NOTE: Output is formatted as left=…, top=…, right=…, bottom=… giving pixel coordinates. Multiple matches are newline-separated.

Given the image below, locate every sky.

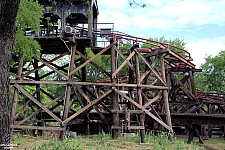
left=96, top=0, right=225, bottom=68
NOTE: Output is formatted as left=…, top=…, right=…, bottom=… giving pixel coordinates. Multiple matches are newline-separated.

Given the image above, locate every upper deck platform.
left=34, top=36, right=91, bottom=54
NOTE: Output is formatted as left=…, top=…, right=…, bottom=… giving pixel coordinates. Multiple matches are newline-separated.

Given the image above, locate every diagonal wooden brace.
left=113, top=87, right=173, bottom=131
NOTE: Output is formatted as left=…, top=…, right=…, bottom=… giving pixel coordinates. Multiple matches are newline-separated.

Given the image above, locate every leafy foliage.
left=195, top=50, right=225, bottom=92
left=13, top=0, right=43, bottom=62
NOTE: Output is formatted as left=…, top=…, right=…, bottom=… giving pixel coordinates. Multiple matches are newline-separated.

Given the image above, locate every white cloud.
left=97, top=0, right=225, bottom=30
left=186, top=36, right=225, bottom=68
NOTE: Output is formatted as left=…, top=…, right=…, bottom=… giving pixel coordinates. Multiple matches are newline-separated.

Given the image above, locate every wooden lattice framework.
left=9, top=0, right=225, bottom=143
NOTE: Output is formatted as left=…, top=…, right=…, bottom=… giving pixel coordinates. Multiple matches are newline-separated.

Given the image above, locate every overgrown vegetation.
left=195, top=50, right=225, bottom=92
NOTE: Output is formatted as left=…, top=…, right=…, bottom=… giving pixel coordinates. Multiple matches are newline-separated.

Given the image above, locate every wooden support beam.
left=111, top=44, right=119, bottom=139
left=135, top=49, right=166, bottom=86
left=135, top=51, right=146, bottom=143
left=40, top=64, right=69, bottom=79
left=14, top=87, right=40, bottom=120
left=185, top=104, right=204, bottom=113
left=142, top=92, right=162, bottom=109
left=73, top=84, right=109, bottom=123
left=127, top=126, right=145, bottom=130
left=69, top=41, right=116, bottom=76
left=113, top=88, right=173, bottom=131
left=168, top=69, right=196, bottom=100
left=39, top=58, right=69, bottom=80
left=115, top=47, right=135, bottom=72
left=11, top=59, right=23, bottom=135
left=75, top=49, right=111, bottom=77
left=14, top=84, right=62, bottom=123
left=11, top=125, right=65, bottom=131
left=112, top=51, right=135, bottom=78
left=189, top=71, right=197, bottom=98
left=160, top=55, right=172, bottom=132
left=15, top=94, right=64, bottom=126
left=169, top=75, right=189, bottom=96
left=21, top=52, right=69, bottom=78
left=10, top=80, right=168, bottom=89
left=60, top=43, right=76, bottom=140
left=62, top=89, right=112, bottom=125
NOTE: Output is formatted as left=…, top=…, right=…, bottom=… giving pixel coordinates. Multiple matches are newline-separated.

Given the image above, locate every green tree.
left=12, top=0, right=43, bottom=63
left=195, top=50, right=225, bottom=92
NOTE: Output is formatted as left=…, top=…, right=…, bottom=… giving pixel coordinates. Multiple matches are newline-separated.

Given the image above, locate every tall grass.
left=12, top=132, right=205, bottom=150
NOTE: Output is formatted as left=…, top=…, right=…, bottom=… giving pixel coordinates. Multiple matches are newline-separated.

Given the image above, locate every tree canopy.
left=13, top=0, right=43, bottom=63
left=195, top=50, right=225, bottom=92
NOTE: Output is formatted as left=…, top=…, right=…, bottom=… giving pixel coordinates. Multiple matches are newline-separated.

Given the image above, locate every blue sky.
left=97, top=0, right=225, bottom=68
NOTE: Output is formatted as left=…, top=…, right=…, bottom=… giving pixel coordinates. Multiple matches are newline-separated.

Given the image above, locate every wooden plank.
left=127, top=126, right=145, bottom=130
left=112, top=51, right=135, bottom=78
left=73, top=85, right=109, bottom=123
left=140, top=69, right=150, bottom=83
left=11, top=60, right=23, bottom=131
left=16, top=94, right=64, bottom=126
left=111, top=125, right=122, bottom=129
left=42, top=58, right=68, bottom=73
left=135, top=49, right=166, bottom=86
left=62, top=89, right=112, bottom=125
left=113, top=87, right=173, bottom=131
left=115, top=48, right=135, bottom=72
left=14, top=88, right=39, bottom=120
left=11, top=125, right=65, bottom=131
left=69, top=41, right=116, bottom=76
left=137, top=84, right=168, bottom=90
left=143, top=92, right=162, bottom=108
left=160, top=55, right=173, bottom=133
left=111, top=44, right=119, bottom=139
left=189, top=71, right=197, bottom=98
left=169, top=75, right=188, bottom=96
left=39, top=58, right=69, bottom=80
left=60, top=44, right=76, bottom=139
left=14, top=84, right=62, bottom=123
left=185, top=104, right=204, bottom=113
left=135, top=50, right=146, bottom=143
left=111, top=110, right=144, bottom=114
left=40, top=64, right=69, bottom=79
left=22, top=52, right=69, bottom=78
left=168, top=69, right=196, bottom=100
left=10, top=80, right=168, bottom=90
left=75, top=49, right=111, bottom=77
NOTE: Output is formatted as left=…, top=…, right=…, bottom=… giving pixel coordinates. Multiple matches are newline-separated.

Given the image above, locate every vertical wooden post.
left=159, top=55, right=172, bottom=135
left=135, top=50, right=146, bottom=143
left=59, top=43, right=76, bottom=140
left=189, top=70, right=197, bottom=98
left=187, top=125, right=194, bottom=143
left=111, top=41, right=119, bottom=139
left=11, top=59, right=23, bottom=135
left=34, top=59, right=43, bottom=136
left=81, top=47, right=90, bottom=135
left=88, top=0, right=93, bottom=38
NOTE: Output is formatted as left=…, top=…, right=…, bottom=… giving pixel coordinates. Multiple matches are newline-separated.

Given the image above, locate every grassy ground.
left=10, top=132, right=224, bottom=150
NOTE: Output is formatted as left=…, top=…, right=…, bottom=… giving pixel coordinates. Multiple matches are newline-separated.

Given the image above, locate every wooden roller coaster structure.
left=10, top=0, right=225, bottom=143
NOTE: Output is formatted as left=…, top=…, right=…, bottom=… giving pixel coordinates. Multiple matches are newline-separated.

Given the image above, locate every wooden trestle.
left=10, top=31, right=225, bottom=143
